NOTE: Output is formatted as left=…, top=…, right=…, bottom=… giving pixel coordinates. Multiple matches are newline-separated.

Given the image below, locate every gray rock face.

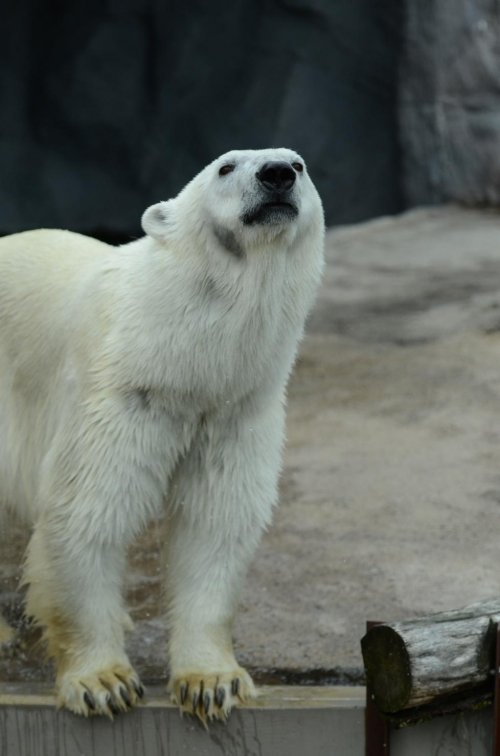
left=401, top=0, right=500, bottom=206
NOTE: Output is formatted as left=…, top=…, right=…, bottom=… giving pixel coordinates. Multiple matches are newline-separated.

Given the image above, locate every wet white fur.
left=0, top=148, right=324, bottom=714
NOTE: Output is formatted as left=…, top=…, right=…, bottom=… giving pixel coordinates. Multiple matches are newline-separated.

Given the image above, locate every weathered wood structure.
left=361, top=599, right=500, bottom=715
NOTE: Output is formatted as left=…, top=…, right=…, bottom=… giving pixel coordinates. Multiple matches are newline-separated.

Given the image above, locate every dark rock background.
left=4, top=2, right=500, bottom=236
left=0, top=0, right=403, bottom=237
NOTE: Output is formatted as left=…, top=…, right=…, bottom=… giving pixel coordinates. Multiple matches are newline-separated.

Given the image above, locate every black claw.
left=133, top=681, right=145, bottom=699
left=120, top=687, right=132, bottom=708
left=106, top=695, right=121, bottom=716
left=231, top=678, right=240, bottom=697
left=192, top=691, right=200, bottom=713
left=83, top=691, right=96, bottom=711
left=179, top=683, right=188, bottom=705
left=215, top=686, right=226, bottom=708
left=203, top=692, right=211, bottom=715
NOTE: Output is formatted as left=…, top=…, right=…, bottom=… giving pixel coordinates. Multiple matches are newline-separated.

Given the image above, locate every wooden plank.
left=391, top=708, right=493, bottom=756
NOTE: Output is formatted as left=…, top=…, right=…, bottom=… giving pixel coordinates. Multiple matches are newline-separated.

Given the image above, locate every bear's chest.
left=112, top=250, right=314, bottom=407
left=165, top=291, right=295, bottom=405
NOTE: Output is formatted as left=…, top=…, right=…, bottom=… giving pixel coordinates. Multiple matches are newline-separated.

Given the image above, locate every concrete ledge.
left=0, top=684, right=366, bottom=756
left=0, top=682, right=496, bottom=755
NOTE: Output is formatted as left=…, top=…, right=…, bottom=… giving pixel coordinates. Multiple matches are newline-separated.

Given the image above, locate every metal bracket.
left=365, top=621, right=390, bottom=755
left=493, top=623, right=500, bottom=756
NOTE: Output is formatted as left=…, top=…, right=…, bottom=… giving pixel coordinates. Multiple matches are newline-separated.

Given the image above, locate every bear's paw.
left=170, top=666, right=256, bottom=725
left=56, top=663, right=144, bottom=718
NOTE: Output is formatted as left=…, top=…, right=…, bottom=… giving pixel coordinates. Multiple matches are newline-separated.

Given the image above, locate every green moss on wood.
left=361, top=625, right=412, bottom=713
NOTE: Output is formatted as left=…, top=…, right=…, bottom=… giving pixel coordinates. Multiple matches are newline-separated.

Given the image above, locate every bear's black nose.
left=256, top=162, right=296, bottom=193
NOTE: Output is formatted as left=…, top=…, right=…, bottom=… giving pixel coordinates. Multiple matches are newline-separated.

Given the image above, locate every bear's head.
left=141, top=148, right=323, bottom=257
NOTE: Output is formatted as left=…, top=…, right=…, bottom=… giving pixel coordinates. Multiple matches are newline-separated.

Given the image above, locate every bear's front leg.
left=167, top=510, right=258, bottom=724
left=166, top=396, right=285, bottom=724
left=25, top=524, right=144, bottom=718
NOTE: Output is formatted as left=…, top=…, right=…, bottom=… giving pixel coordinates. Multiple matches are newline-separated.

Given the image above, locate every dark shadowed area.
left=0, top=0, right=403, bottom=236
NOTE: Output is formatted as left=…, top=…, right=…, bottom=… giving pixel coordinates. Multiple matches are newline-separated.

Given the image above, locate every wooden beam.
left=361, top=599, right=500, bottom=714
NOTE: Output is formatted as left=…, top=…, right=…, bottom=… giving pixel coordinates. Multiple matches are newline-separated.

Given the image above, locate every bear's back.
left=0, top=228, right=112, bottom=316
left=0, top=229, right=110, bottom=283
left=0, top=229, right=114, bottom=400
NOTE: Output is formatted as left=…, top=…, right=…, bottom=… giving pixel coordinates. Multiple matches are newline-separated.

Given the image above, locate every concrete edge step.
left=0, top=682, right=366, bottom=710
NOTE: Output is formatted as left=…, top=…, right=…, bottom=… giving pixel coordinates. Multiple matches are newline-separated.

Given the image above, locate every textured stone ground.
left=3, top=206, right=500, bottom=685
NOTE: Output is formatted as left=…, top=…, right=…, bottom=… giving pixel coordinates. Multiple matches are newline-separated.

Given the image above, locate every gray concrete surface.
left=242, top=205, right=500, bottom=677
left=0, top=685, right=366, bottom=756
left=0, top=683, right=494, bottom=756
left=2, top=206, right=500, bottom=685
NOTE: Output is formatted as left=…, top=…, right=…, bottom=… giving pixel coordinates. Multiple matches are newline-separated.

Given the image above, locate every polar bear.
left=0, top=148, right=324, bottom=722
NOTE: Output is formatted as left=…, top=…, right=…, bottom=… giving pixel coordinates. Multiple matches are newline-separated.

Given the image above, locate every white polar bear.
left=0, top=148, right=324, bottom=722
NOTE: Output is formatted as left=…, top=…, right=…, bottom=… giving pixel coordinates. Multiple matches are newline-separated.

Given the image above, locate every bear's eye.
left=219, top=164, right=235, bottom=176
left=292, top=162, right=304, bottom=173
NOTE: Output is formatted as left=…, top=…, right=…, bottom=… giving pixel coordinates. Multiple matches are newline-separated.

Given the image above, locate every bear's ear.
left=141, top=201, right=172, bottom=240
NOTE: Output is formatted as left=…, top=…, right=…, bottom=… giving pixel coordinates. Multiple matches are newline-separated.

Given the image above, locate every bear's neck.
left=106, top=234, right=322, bottom=406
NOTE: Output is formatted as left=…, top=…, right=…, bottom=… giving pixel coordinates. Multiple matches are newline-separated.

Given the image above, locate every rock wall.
left=401, top=0, right=500, bottom=206
left=0, top=1, right=403, bottom=236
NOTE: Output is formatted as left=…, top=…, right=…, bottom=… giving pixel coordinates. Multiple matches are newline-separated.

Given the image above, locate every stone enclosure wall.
left=0, top=1, right=403, bottom=235
left=401, top=0, right=500, bottom=207
left=2, top=2, right=499, bottom=234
